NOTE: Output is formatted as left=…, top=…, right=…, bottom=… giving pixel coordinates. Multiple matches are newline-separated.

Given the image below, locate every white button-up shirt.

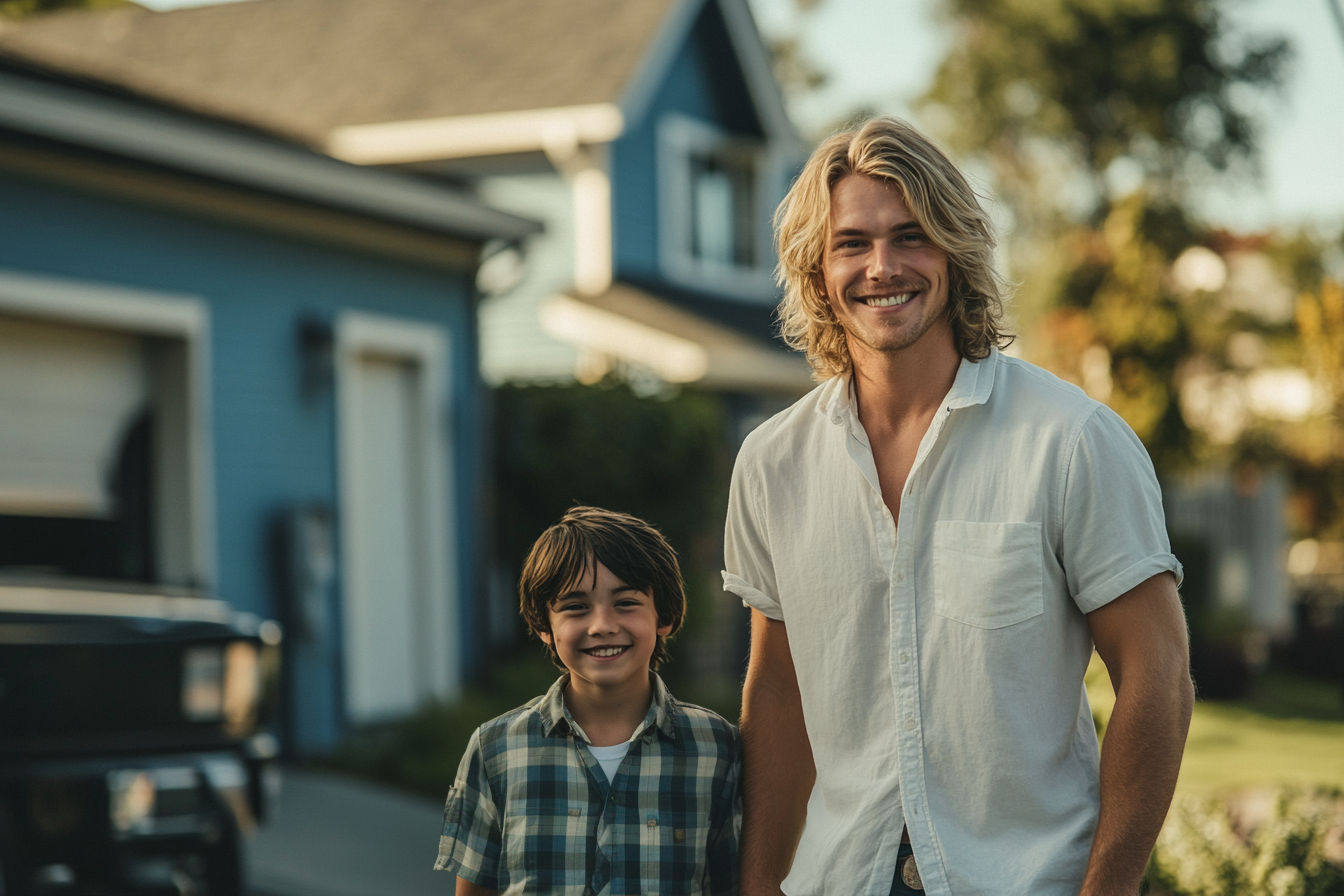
left=723, top=349, right=1181, bottom=896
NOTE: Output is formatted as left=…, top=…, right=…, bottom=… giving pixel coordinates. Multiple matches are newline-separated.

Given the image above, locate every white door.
left=345, top=355, right=421, bottom=718
left=337, top=314, right=456, bottom=724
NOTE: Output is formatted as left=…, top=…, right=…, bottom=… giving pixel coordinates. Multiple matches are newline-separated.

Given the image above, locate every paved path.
left=247, top=767, right=448, bottom=896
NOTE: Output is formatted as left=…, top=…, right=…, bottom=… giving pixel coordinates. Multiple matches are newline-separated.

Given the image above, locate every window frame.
left=657, top=113, right=781, bottom=302
left=0, top=268, right=214, bottom=591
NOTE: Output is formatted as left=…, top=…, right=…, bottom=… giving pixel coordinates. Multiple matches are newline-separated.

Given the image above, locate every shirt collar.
left=536, top=672, right=681, bottom=744
left=819, top=346, right=1000, bottom=427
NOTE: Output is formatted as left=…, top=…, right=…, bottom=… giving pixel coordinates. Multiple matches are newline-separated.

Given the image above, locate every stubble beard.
left=842, top=283, right=950, bottom=361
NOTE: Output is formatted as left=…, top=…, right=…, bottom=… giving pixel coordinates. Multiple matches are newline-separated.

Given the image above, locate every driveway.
left=247, top=767, right=448, bottom=896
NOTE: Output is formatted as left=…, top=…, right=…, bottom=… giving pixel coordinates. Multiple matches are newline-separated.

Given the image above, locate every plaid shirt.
left=434, top=673, right=740, bottom=895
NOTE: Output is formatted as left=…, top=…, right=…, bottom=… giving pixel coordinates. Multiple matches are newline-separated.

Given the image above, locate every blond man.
left=724, top=118, right=1193, bottom=896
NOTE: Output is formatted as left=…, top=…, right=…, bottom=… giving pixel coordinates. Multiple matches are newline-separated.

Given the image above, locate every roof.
left=0, top=0, right=798, bottom=161
left=542, top=281, right=812, bottom=393
left=0, top=0, right=679, bottom=146
left=0, top=66, right=541, bottom=244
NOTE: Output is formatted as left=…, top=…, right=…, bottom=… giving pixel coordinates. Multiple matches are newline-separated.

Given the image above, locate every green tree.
left=922, top=0, right=1289, bottom=222
left=918, top=0, right=1291, bottom=472
left=0, top=0, right=132, bottom=20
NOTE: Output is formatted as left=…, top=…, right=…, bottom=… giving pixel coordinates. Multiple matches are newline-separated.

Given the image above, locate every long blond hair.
left=775, top=117, right=1011, bottom=379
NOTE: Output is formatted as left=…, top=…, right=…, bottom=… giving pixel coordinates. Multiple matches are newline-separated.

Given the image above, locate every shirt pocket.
left=502, top=798, right=587, bottom=889
left=932, top=520, right=1044, bottom=629
left=639, top=808, right=702, bottom=896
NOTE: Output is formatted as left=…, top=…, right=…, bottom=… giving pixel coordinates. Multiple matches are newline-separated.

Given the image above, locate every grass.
left=1087, top=655, right=1344, bottom=797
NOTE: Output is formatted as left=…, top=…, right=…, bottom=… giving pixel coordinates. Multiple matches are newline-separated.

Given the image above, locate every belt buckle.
left=900, top=855, right=924, bottom=891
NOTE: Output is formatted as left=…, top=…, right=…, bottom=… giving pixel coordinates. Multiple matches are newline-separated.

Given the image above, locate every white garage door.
left=0, top=313, right=147, bottom=518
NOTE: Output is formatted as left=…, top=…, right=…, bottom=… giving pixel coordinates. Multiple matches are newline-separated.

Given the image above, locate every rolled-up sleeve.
left=723, top=451, right=783, bottom=620
left=1061, top=405, right=1184, bottom=613
left=433, top=728, right=502, bottom=887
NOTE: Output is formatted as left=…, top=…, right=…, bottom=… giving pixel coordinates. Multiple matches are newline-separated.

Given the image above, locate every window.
left=0, top=314, right=154, bottom=580
left=689, top=148, right=757, bottom=269
left=0, top=271, right=211, bottom=590
left=659, top=115, right=777, bottom=300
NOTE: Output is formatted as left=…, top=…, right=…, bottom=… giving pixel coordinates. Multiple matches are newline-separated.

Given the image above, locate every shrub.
left=1148, top=788, right=1344, bottom=896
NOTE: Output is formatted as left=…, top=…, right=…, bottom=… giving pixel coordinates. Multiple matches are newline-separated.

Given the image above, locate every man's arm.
left=455, top=878, right=496, bottom=896
left=740, top=609, right=815, bottom=896
left=1079, top=571, right=1194, bottom=896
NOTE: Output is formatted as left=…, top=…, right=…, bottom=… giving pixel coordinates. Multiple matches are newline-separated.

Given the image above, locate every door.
left=336, top=313, right=456, bottom=724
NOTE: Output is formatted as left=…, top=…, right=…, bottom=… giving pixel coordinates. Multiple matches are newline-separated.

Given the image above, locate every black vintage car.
left=0, top=583, right=281, bottom=896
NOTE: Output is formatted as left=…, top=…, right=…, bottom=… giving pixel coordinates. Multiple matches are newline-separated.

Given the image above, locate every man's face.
left=819, top=174, right=953, bottom=363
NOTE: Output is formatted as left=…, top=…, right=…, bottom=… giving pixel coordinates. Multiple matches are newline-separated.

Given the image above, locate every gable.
left=654, top=0, right=765, bottom=138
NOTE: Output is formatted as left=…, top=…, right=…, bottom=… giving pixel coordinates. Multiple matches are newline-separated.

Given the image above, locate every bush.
left=1148, top=788, right=1344, bottom=896
left=324, top=652, right=559, bottom=799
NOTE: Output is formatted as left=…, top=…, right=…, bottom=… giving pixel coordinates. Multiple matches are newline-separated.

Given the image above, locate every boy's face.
left=540, top=560, right=671, bottom=694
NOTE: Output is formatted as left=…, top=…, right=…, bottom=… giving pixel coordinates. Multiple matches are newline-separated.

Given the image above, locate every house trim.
left=334, top=311, right=459, bottom=719
left=0, top=70, right=541, bottom=243
left=0, top=268, right=216, bottom=591
left=0, top=144, right=481, bottom=271
left=326, top=103, right=625, bottom=167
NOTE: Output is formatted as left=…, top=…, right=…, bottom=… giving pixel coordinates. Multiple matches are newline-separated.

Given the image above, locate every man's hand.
left=1080, top=571, right=1194, bottom=896
left=740, top=609, right=815, bottom=896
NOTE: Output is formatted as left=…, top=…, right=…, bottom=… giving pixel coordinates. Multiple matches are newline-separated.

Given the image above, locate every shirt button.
left=904, top=715, right=916, bottom=730
left=896, top=570, right=906, bottom=583
left=900, top=653, right=909, bottom=664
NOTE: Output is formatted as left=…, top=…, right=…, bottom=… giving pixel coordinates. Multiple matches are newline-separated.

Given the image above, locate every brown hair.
left=774, top=116, right=1012, bottom=378
left=518, top=506, right=685, bottom=670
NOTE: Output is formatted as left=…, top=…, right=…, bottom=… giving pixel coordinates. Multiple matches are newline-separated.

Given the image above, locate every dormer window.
left=659, top=114, right=777, bottom=300
left=689, top=148, right=757, bottom=269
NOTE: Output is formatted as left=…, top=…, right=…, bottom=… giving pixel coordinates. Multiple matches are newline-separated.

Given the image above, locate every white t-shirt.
left=586, top=741, right=631, bottom=783
left=723, top=348, right=1181, bottom=896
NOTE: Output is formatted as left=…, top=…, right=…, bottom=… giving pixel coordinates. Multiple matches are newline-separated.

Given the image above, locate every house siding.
left=0, top=171, right=483, bottom=751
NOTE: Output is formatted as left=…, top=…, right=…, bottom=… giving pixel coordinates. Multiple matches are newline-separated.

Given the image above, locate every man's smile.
left=856, top=292, right=915, bottom=307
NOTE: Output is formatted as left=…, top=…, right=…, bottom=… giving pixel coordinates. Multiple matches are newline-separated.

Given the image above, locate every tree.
left=0, top=0, right=131, bottom=21
left=917, top=0, right=1292, bottom=473
left=922, top=0, right=1289, bottom=222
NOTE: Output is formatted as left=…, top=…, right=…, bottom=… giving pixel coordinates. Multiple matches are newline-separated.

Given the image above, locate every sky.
left=139, top=0, right=1344, bottom=235
left=747, top=0, right=1344, bottom=236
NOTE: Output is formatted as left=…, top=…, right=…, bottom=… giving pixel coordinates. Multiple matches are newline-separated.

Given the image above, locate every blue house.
left=0, top=59, right=539, bottom=752
left=0, top=0, right=813, bottom=394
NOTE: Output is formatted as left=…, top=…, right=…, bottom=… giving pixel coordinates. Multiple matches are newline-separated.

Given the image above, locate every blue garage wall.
left=0, top=171, right=484, bottom=750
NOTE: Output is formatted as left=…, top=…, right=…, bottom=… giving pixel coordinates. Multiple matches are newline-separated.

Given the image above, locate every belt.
left=900, top=855, right=923, bottom=891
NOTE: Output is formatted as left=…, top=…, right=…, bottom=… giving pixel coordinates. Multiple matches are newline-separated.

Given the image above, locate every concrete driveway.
left=247, top=767, right=448, bottom=896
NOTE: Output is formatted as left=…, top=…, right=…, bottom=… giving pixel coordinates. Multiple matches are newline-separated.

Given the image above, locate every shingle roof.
left=0, top=0, right=681, bottom=146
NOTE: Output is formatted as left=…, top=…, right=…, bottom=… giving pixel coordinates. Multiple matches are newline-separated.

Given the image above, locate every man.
left=723, top=117, right=1194, bottom=896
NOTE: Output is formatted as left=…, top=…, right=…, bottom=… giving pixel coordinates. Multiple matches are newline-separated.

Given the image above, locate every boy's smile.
left=541, top=560, right=671, bottom=700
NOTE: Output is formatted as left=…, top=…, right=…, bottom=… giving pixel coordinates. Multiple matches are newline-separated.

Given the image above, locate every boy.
left=435, top=506, right=741, bottom=895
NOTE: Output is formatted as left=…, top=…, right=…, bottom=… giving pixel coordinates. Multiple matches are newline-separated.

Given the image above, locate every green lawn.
left=1087, top=657, right=1344, bottom=797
